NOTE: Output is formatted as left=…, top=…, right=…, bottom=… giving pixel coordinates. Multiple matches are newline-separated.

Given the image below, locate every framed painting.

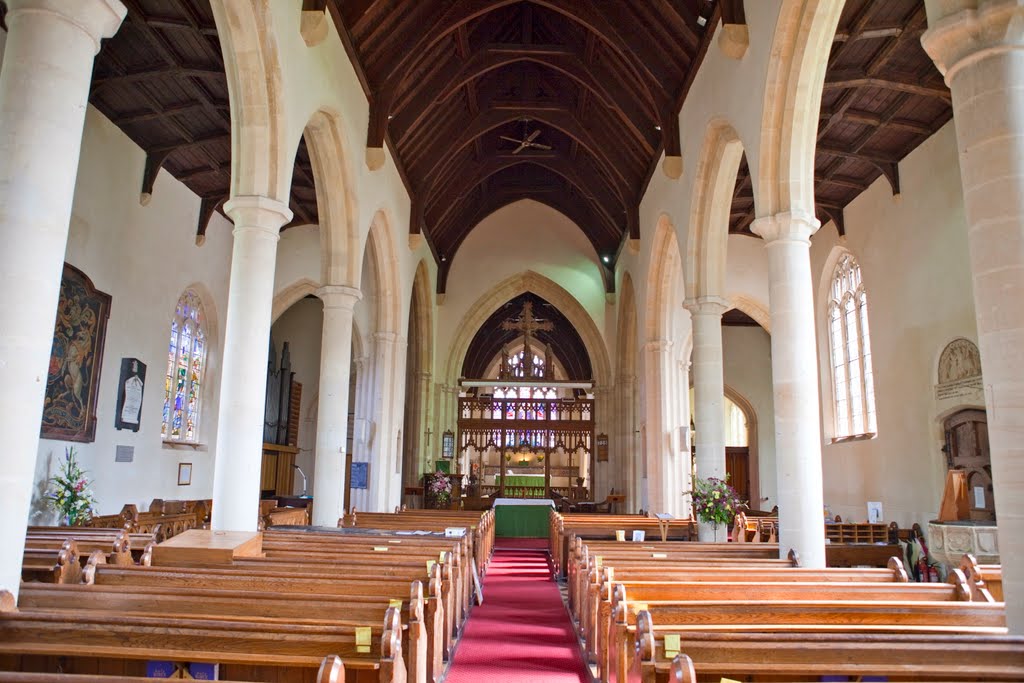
left=40, top=263, right=111, bottom=443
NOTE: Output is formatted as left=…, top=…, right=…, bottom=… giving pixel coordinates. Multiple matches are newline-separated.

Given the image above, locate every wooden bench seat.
left=591, top=576, right=977, bottom=679
left=608, top=600, right=1007, bottom=683
left=0, top=653, right=343, bottom=682
left=0, top=592, right=406, bottom=683
left=18, top=582, right=428, bottom=683
left=651, top=634, right=1024, bottom=683
left=962, top=553, right=1003, bottom=601
left=88, top=563, right=446, bottom=682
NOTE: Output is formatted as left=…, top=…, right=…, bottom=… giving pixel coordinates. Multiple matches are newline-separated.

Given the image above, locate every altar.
left=493, top=497, right=554, bottom=538
left=497, top=473, right=546, bottom=495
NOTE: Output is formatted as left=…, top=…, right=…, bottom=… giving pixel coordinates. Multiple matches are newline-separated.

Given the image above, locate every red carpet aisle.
left=443, top=544, right=590, bottom=683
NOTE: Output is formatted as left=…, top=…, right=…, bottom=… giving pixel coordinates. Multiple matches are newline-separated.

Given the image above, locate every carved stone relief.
left=935, top=338, right=983, bottom=400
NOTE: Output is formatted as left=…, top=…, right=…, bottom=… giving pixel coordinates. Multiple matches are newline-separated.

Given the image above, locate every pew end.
left=317, top=654, right=346, bottom=683
left=668, top=654, right=696, bottom=683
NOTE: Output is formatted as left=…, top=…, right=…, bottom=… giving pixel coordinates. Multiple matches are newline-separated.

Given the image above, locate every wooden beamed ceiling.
left=729, top=0, right=952, bottom=237
left=330, top=0, right=718, bottom=291
left=56, top=0, right=950, bottom=279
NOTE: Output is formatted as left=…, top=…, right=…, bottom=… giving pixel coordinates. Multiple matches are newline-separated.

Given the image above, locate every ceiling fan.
left=500, top=126, right=552, bottom=155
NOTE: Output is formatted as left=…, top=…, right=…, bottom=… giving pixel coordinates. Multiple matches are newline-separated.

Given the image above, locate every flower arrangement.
left=47, top=446, right=97, bottom=525
left=424, top=471, right=453, bottom=509
left=687, top=476, right=743, bottom=527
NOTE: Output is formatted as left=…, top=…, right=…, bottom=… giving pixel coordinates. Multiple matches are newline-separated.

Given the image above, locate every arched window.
left=162, top=290, right=207, bottom=442
left=828, top=254, right=877, bottom=438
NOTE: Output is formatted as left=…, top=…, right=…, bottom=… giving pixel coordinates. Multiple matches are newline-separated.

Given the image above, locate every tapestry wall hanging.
left=40, top=263, right=111, bottom=442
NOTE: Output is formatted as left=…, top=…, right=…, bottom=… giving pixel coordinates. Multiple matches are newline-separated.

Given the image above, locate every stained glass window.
left=828, top=254, right=877, bottom=438
left=493, top=351, right=558, bottom=418
left=162, top=291, right=207, bottom=442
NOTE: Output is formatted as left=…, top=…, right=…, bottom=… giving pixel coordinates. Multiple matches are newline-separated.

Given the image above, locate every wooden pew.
left=0, top=590, right=406, bottom=683
left=23, top=530, right=136, bottom=567
left=962, top=553, right=1003, bottom=601
left=19, top=581, right=427, bottom=683
left=581, top=558, right=915, bottom=676
left=652, top=635, right=1024, bottom=683
left=88, top=561, right=446, bottom=683
left=549, top=512, right=697, bottom=576
left=0, top=653, right=343, bottom=682
left=594, top=573, right=977, bottom=680
left=609, top=599, right=1007, bottom=683
left=20, top=542, right=90, bottom=585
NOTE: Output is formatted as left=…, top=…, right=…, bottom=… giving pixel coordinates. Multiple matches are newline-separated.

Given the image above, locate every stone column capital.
left=316, top=284, right=361, bottom=310
left=683, top=295, right=730, bottom=317
left=751, top=211, right=820, bottom=245
left=644, top=339, right=672, bottom=353
left=6, top=0, right=127, bottom=54
left=224, top=195, right=293, bottom=236
left=922, top=0, right=1024, bottom=84
left=416, top=371, right=433, bottom=381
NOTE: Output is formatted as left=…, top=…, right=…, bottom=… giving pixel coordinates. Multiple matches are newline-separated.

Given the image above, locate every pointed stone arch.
left=757, top=0, right=844, bottom=219
left=444, top=271, right=611, bottom=390
left=686, top=120, right=745, bottom=300
left=272, top=278, right=321, bottom=324
left=402, top=260, right=435, bottom=491
left=210, top=0, right=290, bottom=202
left=728, top=294, right=771, bottom=334
left=646, top=214, right=685, bottom=343
left=361, top=209, right=403, bottom=336
left=302, top=109, right=360, bottom=287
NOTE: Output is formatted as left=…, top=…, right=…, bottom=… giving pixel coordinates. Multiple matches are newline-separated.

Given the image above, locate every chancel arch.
left=456, top=292, right=596, bottom=502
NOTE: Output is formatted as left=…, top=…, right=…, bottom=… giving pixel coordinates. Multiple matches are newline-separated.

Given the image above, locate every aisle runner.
left=443, top=543, right=589, bottom=683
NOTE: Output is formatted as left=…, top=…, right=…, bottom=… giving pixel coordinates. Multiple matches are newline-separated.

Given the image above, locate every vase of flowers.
left=424, top=471, right=453, bottom=510
left=687, top=476, right=743, bottom=542
left=47, top=446, right=97, bottom=526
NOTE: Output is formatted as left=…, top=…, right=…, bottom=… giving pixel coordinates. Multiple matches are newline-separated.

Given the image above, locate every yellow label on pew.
left=373, top=546, right=389, bottom=552
left=663, top=634, right=680, bottom=658
left=652, top=553, right=668, bottom=559
left=355, top=626, right=372, bottom=654
left=388, top=539, right=402, bottom=544
left=427, top=560, right=436, bottom=574
left=390, top=599, right=403, bottom=609
left=633, top=603, right=648, bottom=612
left=642, top=546, right=656, bottom=550
left=595, top=555, right=603, bottom=567
left=720, top=679, right=742, bottom=683
left=440, top=551, right=446, bottom=562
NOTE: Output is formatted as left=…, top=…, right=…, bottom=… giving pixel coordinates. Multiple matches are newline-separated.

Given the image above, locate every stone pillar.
left=210, top=196, right=292, bottom=531
left=0, top=0, right=125, bottom=600
left=617, top=375, right=639, bottom=511
left=349, top=356, right=370, bottom=513
left=751, top=212, right=826, bottom=567
left=922, top=0, right=1024, bottom=632
left=685, top=297, right=729, bottom=539
left=642, top=340, right=674, bottom=513
left=310, top=285, right=361, bottom=526
left=368, top=332, right=406, bottom=511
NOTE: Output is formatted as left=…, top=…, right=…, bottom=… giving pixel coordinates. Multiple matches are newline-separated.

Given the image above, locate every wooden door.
left=725, top=447, right=750, bottom=506
left=943, top=409, right=994, bottom=520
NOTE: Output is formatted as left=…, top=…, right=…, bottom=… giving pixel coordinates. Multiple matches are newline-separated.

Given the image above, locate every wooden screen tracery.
left=458, top=395, right=595, bottom=500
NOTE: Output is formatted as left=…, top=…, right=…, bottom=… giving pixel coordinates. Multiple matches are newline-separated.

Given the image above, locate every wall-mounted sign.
left=596, top=433, right=609, bottom=462
left=442, top=429, right=455, bottom=459
left=115, top=357, right=146, bottom=431
left=350, top=461, right=369, bottom=489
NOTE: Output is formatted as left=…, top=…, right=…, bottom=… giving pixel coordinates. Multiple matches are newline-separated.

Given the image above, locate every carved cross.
left=501, top=301, right=553, bottom=376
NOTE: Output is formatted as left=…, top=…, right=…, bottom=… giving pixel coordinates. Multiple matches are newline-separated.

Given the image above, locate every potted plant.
left=424, top=471, right=453, bottom=510
left=687, top=476, right=743, bottom=541
left=47, top=446, right=97, bottom=526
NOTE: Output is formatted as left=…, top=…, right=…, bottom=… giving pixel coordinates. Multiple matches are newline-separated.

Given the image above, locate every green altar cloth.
left=494, top=500, right=553, bottom=538
left=498, top=475, right=546, bottom=488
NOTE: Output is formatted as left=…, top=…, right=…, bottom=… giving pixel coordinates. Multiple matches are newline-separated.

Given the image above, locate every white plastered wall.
left=269, top=297, right=324, bottom=496
left=438, top=199, right=609, bottom=357
left=722, top=325, right=777, bottom=509
left=30, top=107, right=234, bottom=520
left=810, top=122, right=976, bottom=530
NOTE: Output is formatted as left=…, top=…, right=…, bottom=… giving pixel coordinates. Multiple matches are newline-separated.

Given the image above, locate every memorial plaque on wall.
left=115, top=358, right=146, bottom=431
left=596, top=433, right=609, bottom=462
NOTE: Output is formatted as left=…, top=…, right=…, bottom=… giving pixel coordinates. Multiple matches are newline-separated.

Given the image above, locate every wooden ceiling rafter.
left=728, top=0, right=951, bottom=238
